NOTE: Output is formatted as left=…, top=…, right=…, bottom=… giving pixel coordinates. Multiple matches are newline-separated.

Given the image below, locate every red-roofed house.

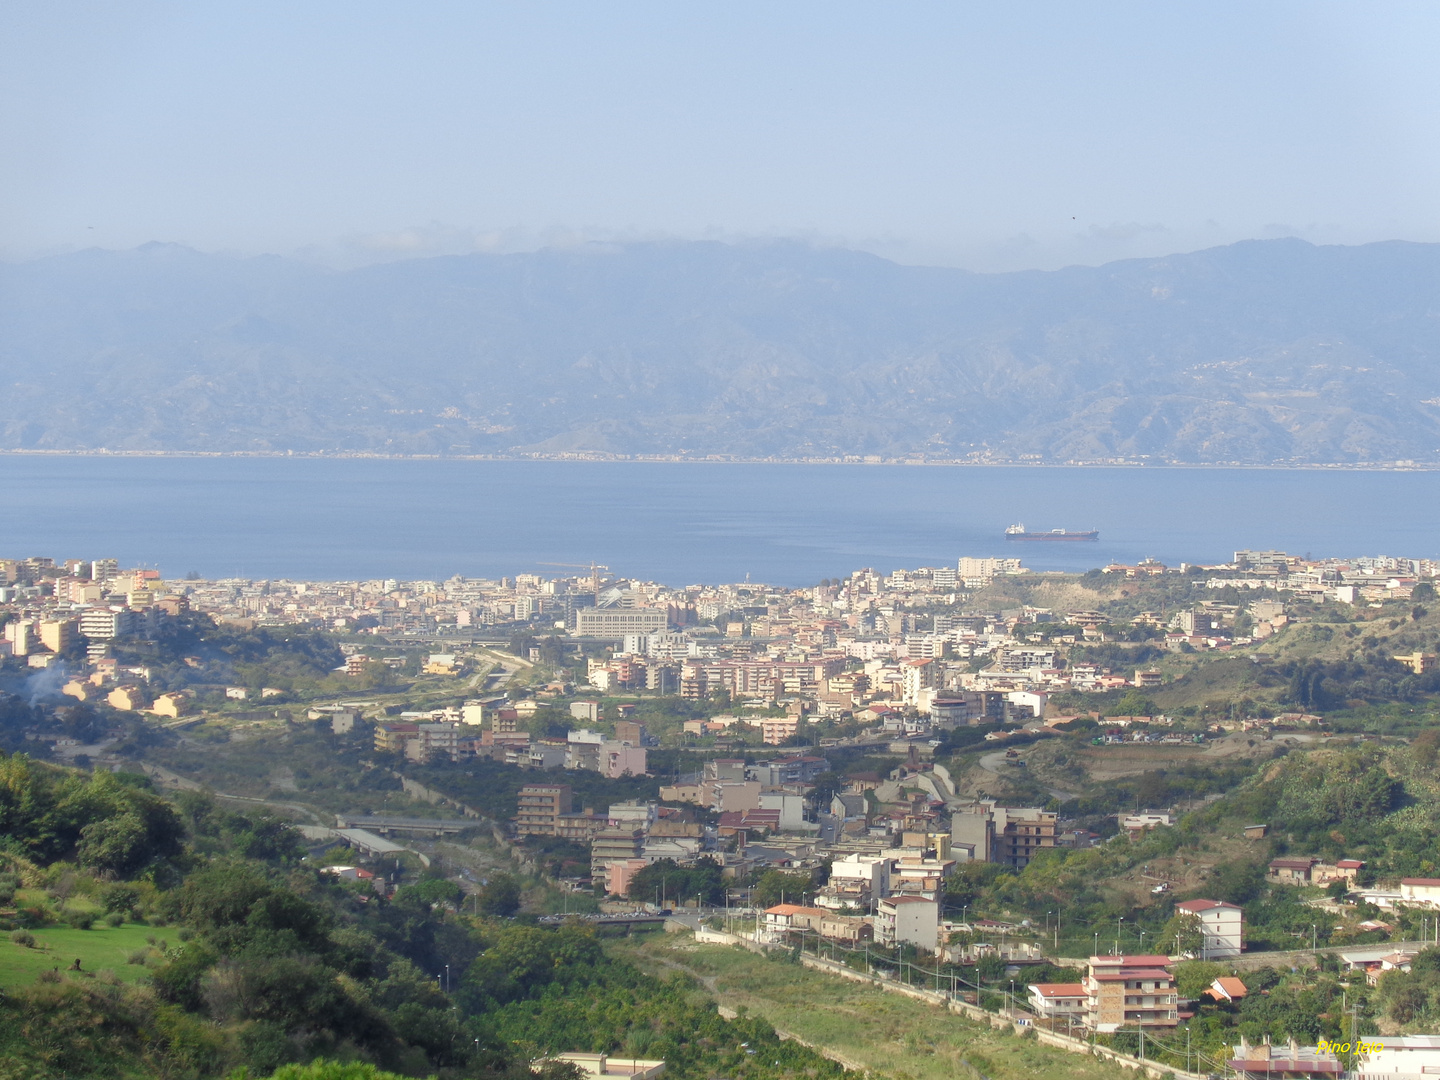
left=764, top=904, right=828, bottom=937
left=1174, top=898, right=1244, bottom=958
left=1206, top=976, right=1248, bottom=1003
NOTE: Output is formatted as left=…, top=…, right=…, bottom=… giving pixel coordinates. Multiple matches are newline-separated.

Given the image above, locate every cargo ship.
left=1004, top=523, right=1099, bottom=542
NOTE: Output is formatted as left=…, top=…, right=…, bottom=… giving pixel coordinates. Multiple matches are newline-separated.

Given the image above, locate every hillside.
left=4, top=238, right=1440, bottom=463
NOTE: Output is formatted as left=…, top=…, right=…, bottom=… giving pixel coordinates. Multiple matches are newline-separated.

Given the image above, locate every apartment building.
left=901, top=658, right=938, bottom=707
left=875, top=896, right=939, bottom=951
left=817, top=854, right=891, bottom=910
left=591, top=827, right=646, bottom=880
left=1173, top=898, right=1244, bottom=958
left=574, top=609, right=668, bottom=637
left=516, top=783, right=573, bottom=837
left=950, top=802, right=1056, bottom=868
left=39, top=618, right=79, bottom=654
left=993, top=805, right=1057, bottom=867
left=1083, top=955, right=1178, bottom=1032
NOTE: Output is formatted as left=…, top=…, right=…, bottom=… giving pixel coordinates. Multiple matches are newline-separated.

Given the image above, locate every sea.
left=1, top=456, right=1437, bottom=586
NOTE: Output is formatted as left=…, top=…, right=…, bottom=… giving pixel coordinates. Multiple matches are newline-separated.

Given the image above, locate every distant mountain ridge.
left=3, top=237, right=1440, bottom=464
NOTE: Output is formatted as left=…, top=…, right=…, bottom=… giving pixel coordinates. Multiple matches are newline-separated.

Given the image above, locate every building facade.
left=1083, top=955, right=1178, bottom=1032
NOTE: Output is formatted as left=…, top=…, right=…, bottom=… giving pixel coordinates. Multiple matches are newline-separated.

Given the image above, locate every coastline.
left=0, top=449, right=1434, bottom=471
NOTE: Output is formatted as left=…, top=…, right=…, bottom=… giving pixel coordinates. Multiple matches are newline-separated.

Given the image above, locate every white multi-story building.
left=901, top=658, right=938, bottom=707
left=817, top=855, right=892, bottom=910
left=574, top=608, right=667, bottom=637
left=874, top=896, right=938, bottom=951
left=1173, top=898, right=1244, bottom=958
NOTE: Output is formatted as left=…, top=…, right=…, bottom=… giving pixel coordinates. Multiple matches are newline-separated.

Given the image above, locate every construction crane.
left=536, top=562, right=610, bottom=602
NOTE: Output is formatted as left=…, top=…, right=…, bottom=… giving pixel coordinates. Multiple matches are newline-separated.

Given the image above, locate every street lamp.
left=1116, top=917, right=1124, bottom=956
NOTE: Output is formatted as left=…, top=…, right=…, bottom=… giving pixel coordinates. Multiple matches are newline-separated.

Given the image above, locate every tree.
left=1159, top=912, right=1206, bottom=956
left=1172, top=960, right=1226, bottom=998
left=396, top=877, right=464, bottom=911
left=628, top=858, right=724, bottom=905
left=267, top=1061, right=411, bottom=1080
left=1111, top=691, right=1156, bottom=717
left=475, top=873, right=522, bottom=917
left=752, top=869, right=814, bottom=908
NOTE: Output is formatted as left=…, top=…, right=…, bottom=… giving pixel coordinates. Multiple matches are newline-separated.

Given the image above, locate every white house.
left=1028, top=983, right=1088, bottom=1021
left=1399, top=878, right=1440, bottom=908
left=1174, top=898, right=1244, bottom=958
left=1354, top=1035, right=1440, bottom=1080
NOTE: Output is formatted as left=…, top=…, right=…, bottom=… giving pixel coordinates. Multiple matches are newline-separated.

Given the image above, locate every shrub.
left=128, top=950, right=149, bottom=965
left=100, top=884, right=140, bottom=914
left=10, top=929, right=35, bottom=947
left=105, top=912, right=125, bottom=927
left=267, top=1059, right=412, bottom=1080
left=66, top=910, right=95, bottom=930
left=177, top=927, right=193, bottom=941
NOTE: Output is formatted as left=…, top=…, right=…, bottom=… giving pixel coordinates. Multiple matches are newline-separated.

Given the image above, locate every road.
left=475, top=648, right=529, bottom=691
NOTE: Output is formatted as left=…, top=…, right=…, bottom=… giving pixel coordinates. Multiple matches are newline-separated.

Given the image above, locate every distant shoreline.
left=0, top=449, right=1434, bottom=471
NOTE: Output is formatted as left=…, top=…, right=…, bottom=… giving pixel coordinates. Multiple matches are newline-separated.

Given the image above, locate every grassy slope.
left=0, top=923, right=160, bottom=988
left=612, top=935, right=1127, bottom=1080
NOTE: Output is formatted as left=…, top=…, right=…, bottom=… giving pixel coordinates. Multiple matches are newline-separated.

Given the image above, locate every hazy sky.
left=5, top=2, right=1440, bottom=271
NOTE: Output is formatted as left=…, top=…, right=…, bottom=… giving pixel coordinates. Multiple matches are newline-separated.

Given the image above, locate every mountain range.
left=3, top=237, right=1440, bottom=464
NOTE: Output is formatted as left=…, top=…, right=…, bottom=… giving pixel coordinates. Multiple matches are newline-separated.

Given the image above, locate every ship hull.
left=1004, top=531, right=1099, bottom=542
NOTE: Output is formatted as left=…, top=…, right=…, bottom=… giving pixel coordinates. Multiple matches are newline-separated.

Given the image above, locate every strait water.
left=0, top=456, right=1437, bottom=586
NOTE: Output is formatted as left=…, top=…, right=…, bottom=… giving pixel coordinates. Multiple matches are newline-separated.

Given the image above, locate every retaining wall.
left=691, top=927, right=1208, bottom=1080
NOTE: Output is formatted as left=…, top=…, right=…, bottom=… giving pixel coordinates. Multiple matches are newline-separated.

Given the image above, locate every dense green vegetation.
left=0, top=750, right=857, bottom=1080
left=108, top=613, right=348, bottom=700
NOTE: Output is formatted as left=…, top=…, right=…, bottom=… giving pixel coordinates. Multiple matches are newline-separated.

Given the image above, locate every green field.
left=612, top=934, right=1128, bottom=1080
left=0, top=923, right=166, bottom=988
